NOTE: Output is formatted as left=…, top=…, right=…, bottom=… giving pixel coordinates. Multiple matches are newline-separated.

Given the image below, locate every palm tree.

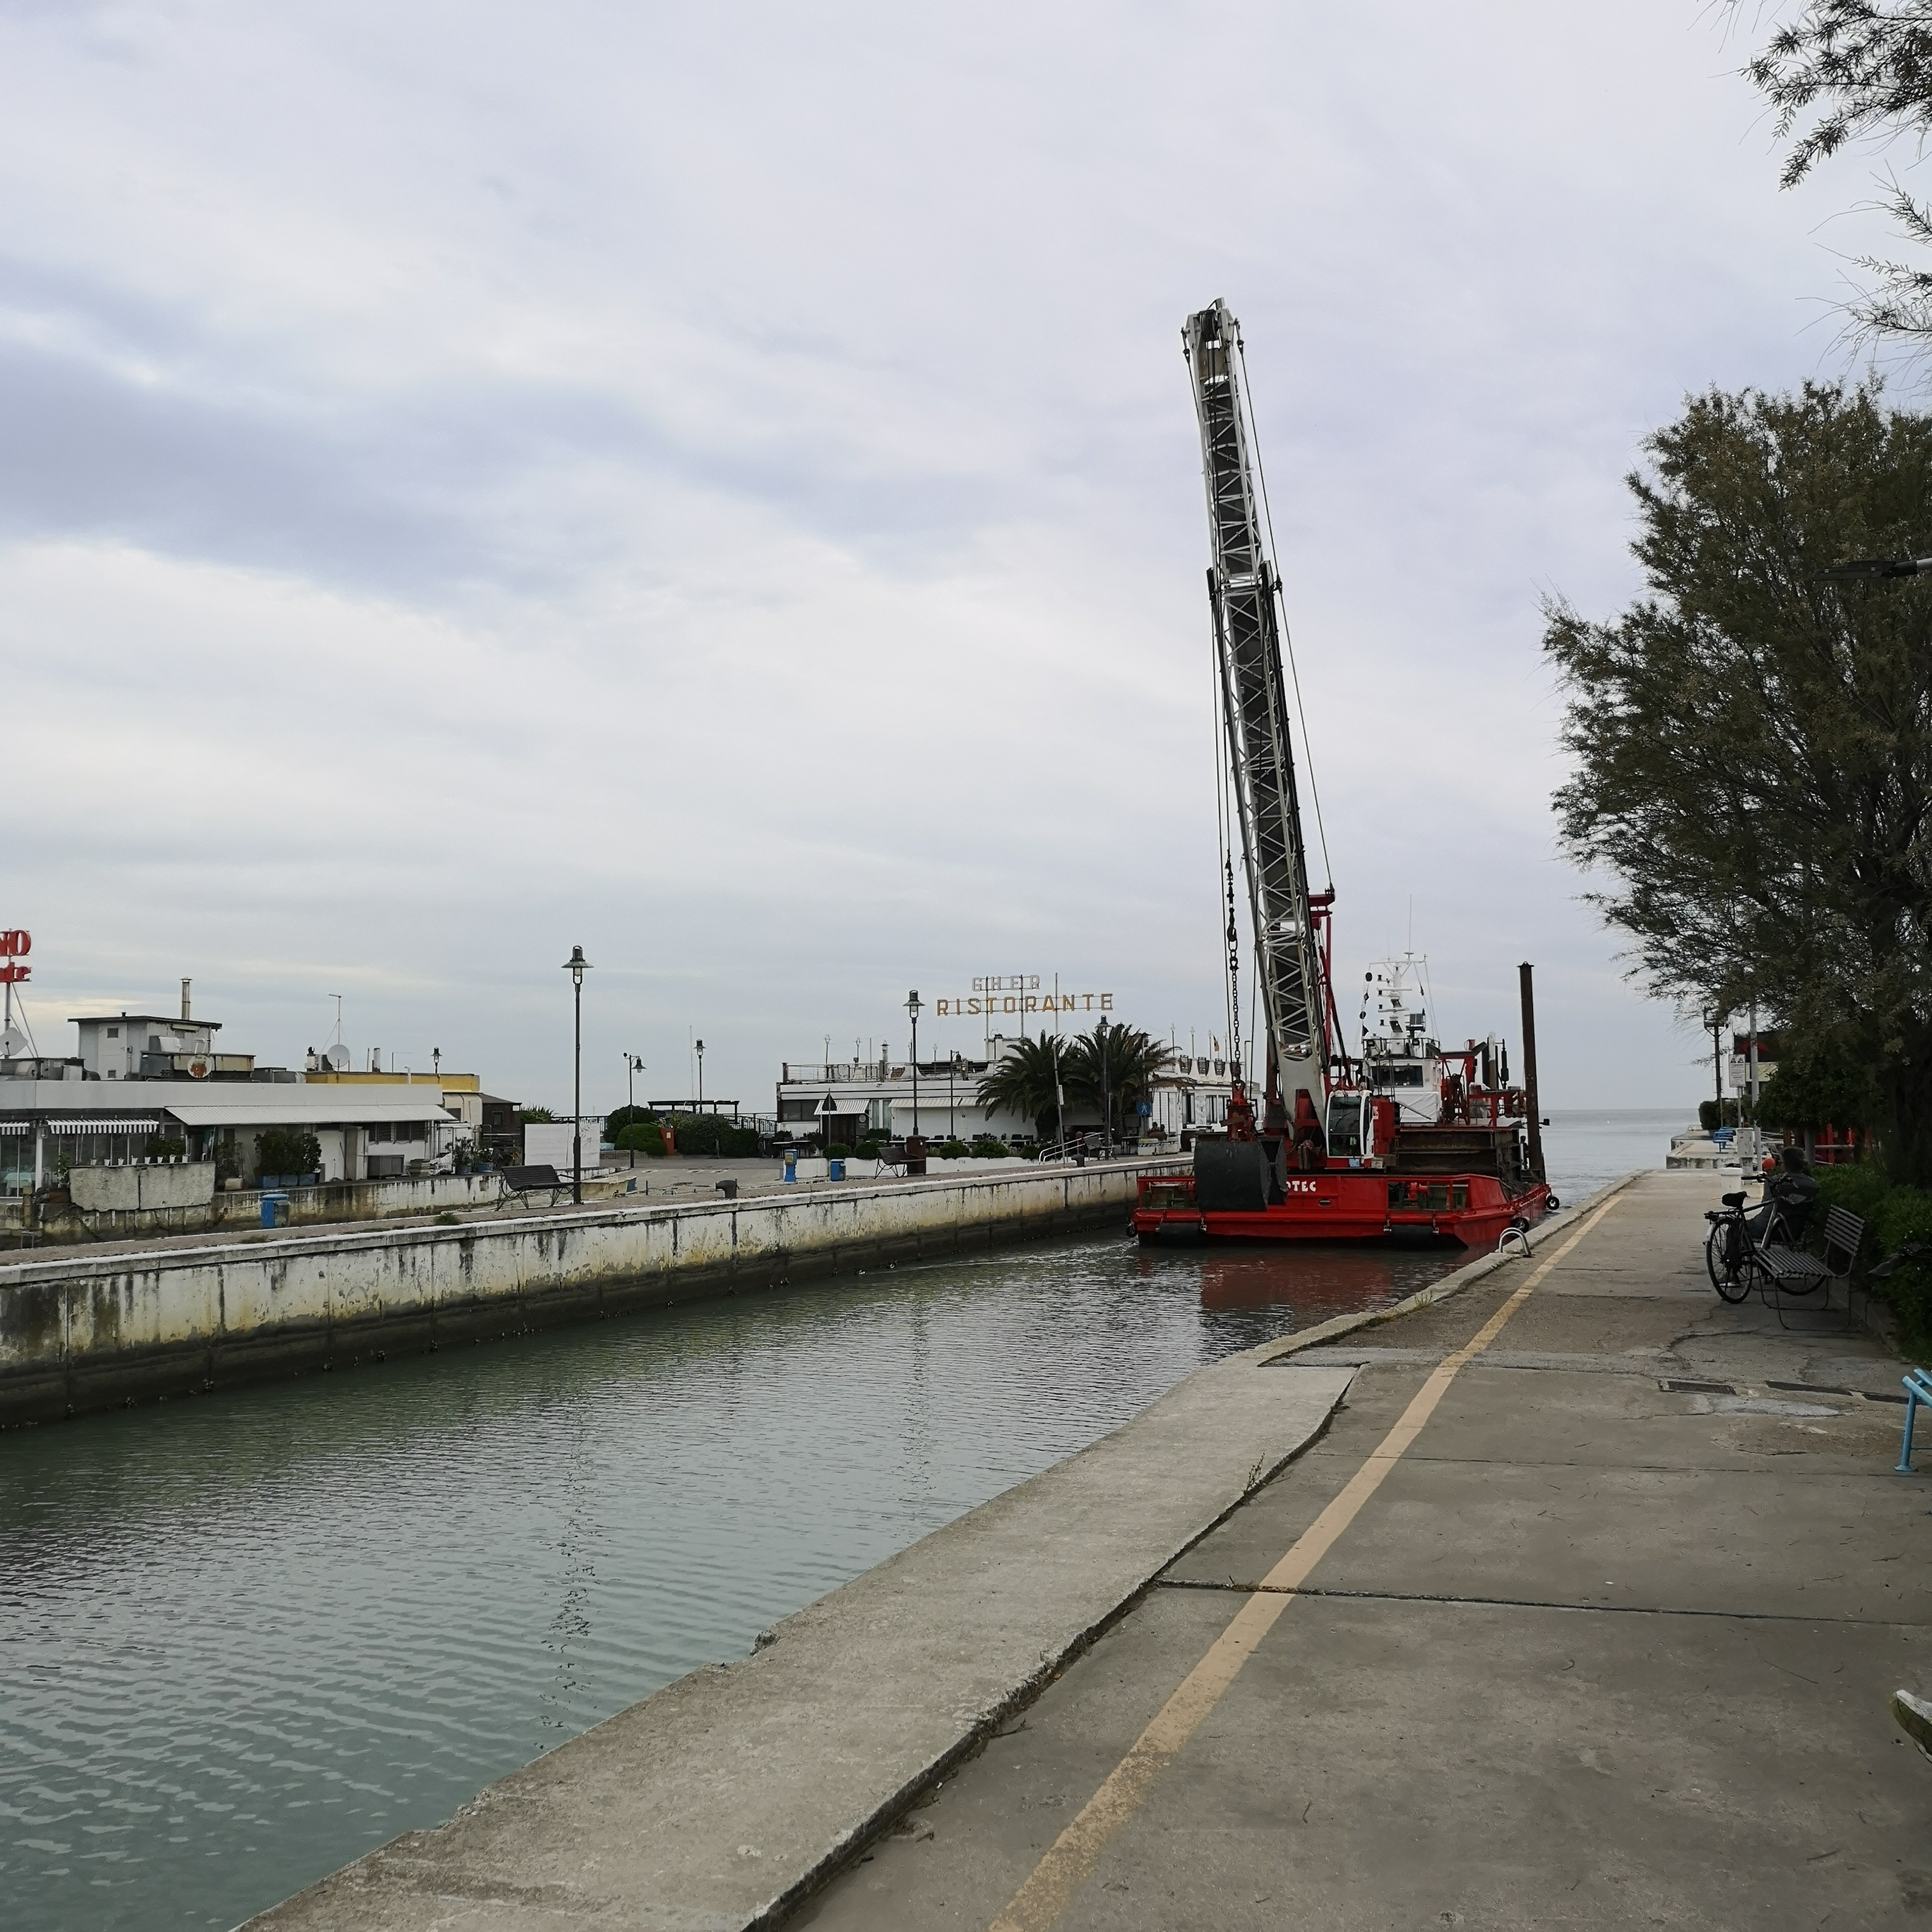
left=1065, top=1020, right=1173, bottom=1143
left=974, top=1034, right=1068, bottom=1141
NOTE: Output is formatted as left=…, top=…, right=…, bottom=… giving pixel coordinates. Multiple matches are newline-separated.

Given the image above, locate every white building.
left=0, top=1080, right=460, bottom=1192
left=773, top=1032, right=1238, bottom=1147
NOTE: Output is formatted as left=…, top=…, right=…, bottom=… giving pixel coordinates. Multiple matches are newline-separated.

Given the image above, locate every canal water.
left=1, top=1112, right=1669, bottom=1932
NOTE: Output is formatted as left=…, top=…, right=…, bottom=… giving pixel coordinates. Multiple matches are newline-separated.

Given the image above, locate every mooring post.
left=1519, top=961, right=1545, bottom=1182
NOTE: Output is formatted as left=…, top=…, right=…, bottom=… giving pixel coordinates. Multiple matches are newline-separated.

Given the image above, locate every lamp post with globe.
left=563, top=946, right=591, bottom=1204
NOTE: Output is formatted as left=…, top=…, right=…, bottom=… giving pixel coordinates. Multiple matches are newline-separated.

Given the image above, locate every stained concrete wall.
left=0, top=1158, right=1179, bottom=1424
left=68, top=1162, right=216, bottom=1213
left=33, top=1169, right=595, bottom=1244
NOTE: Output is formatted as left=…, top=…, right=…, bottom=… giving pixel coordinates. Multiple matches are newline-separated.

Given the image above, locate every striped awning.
left=0, top=1120, right=30, bottom=1135
left=46, top=1118, right=162, bottom=1134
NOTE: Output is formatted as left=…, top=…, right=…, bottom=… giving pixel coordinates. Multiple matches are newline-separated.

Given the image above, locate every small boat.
left=1133, top=302, right=1551, bottom=1249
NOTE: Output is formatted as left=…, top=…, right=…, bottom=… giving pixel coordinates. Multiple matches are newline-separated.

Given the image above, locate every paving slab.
left=244, top=1353, right=1352, bottom=1931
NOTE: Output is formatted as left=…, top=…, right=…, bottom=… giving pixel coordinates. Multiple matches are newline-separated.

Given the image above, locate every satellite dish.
left=188, top=1059, right=210, bottom=1080
left=326, top=1044, right=352, bottom=1071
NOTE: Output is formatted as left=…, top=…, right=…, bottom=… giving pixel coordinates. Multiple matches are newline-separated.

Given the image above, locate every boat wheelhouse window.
left=1371, top=1063, right=1425, bottom=1087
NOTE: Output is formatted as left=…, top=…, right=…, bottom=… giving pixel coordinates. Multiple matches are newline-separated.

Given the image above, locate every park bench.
left=494, top=1164, right=574, bottom=1209
left=1758, top=1203, right=1865, bottom=1331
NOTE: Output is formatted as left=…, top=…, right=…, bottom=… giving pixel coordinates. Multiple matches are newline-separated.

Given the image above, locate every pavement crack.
left=1152, top=1579, right=1921, bottom=1626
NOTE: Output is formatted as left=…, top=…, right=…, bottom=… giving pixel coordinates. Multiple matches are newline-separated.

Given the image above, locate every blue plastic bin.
left=261, top=1191, right=291, bottom=1228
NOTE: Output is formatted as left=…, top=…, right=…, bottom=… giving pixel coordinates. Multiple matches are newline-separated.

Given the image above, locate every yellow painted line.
left=986, top=1192, right=1625, bottom=1932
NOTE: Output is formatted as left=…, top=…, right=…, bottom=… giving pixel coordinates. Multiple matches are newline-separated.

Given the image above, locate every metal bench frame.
left=493, top=1163, right=573, bottom=1210
left=1758, top=1203, right=1866, bottom=1332
left=1897, top=1368, right=1932, bottom=1474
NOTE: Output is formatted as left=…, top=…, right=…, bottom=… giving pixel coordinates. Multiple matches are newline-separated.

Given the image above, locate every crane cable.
left=1212, top=610, right=1242, bottom=1080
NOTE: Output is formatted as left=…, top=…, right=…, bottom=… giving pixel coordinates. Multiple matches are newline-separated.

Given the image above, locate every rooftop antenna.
left=329, top=994, right=344, bottom=1048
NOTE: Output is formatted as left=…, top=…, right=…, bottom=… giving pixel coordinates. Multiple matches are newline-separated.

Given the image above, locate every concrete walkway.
left=797, top=1170, right=1932, bottom=1929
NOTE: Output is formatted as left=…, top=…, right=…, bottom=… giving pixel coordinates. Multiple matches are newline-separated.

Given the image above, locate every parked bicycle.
left=1703, top=1187, right=1802, bottom=1302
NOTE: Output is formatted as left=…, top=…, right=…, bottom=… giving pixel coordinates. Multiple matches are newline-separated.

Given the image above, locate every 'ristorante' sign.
left=936, top=975, right=1114, bottom=1019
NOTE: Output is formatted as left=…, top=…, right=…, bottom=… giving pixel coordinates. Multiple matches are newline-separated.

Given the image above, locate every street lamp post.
left=696, top=1038, right=705, bottom=1111
left=905, top=989, right=922, bottom=1147
left=625, top=1052, right=644, bottom=1167
left=564, top=946, right=591, bottom=1205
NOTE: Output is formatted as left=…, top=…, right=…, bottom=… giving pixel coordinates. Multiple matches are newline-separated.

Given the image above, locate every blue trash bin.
left=261, top=1191, right=291, bottom=1229
left=828, top=1158, right=845, bottom=1181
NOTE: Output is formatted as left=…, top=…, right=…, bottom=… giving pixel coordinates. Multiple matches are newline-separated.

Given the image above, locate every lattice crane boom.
left=1183, top=299, right=1325, bottom=1116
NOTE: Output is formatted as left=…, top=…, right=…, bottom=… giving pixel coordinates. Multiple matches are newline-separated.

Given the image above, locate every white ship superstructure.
left=1357, top=954, right=1443, bottom=1126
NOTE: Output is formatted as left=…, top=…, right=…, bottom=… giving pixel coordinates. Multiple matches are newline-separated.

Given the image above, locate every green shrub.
left=144, top=1135, right=187, bottom=1161
left=1813, top=1164, right=1932, bottom=1352
left=825, top=1142, right=852, bottom=1160
left=968, top=1135, right=1010, bottom=1159
left=605, top=1104, right=658, bottom=1136
left=257, top=1127, right=321, bottom=1179
left=938, top=1139, right=970, bottom=1159
left=616, top=1123, right=666, bottom=1157
left=1697, top=1099, right=1745, bottom=1131
left=661, top=1114, right=759, bottom=1157
left=519, top=1107, right=556, bottom=1124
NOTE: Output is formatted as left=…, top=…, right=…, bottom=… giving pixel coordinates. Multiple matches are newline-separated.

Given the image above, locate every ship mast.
left=1182, top=299, right=1325, bottom=1126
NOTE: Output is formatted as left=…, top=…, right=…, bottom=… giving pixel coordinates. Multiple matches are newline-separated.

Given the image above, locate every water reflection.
left=1181, top=1242, right=1448, bottom=1317
left=1, top=1230, right=1459, bottom=1932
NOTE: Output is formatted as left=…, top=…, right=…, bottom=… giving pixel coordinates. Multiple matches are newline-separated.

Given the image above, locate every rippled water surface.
left=2, top=1131, right=1662, bottom=1931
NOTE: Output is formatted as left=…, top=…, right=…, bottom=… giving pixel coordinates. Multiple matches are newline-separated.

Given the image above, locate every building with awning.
left=0, top=1081, right=458, bottom=1191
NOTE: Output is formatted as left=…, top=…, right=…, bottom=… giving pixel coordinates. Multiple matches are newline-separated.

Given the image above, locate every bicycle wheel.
left=1706, top=1220, right=1754, bottom=1302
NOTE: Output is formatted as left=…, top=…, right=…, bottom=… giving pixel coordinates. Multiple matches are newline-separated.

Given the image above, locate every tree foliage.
left=1757, top=1037, right=1883, bottom=1130
left=256, top=1126, right=323, bottom=1179
left=973, top=1021, right=1175, bottom=1140
left=1063, top=1020, right=1172, bottom=1137
left=1745, top=2, right=1932, bottom=188
left=1546, top=383, right=1932, bottom=1180
left=1740, top=1, right=1932, bottom=338
left=974, top=1033, right=1068, bottom=1139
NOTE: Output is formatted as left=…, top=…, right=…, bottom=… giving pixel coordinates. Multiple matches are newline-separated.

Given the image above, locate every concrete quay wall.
left=0, top=1157, right=1179, bottom=1425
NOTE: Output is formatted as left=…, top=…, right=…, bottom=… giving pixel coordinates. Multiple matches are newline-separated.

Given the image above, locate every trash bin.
left=828, top=1158, right=845, bottom=1181
left=261, top=1191, right=291, bottom=1229
left=782, top=1153, right=798, bottom=1183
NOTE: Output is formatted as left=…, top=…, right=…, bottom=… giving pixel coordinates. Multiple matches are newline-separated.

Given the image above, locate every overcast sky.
left=0, top=1, right=1900, bottom=1113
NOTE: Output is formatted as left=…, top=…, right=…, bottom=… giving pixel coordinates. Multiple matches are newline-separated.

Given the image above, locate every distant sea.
left=1539, top=1107, right=1688, bottom=1207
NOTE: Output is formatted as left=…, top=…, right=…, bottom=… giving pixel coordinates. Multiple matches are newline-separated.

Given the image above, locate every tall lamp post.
left=905, top=989, right=922, bottom=1145
left=564, top=946, right=591, bottom=1204
left=696, top=1038, right=705, bottom=1111
left=624, top=1052, right=644, bottom=1167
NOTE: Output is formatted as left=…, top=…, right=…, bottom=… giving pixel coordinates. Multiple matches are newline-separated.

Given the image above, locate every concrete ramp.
left=248, top=1355, right=1352, bottom=1931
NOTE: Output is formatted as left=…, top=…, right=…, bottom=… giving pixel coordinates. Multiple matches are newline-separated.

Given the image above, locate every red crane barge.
left=1133, top=302, right=1554, bottom=1250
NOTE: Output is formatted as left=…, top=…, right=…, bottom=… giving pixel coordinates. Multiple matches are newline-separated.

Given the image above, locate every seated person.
left=1750, top=1145, right=1820, bottom=1242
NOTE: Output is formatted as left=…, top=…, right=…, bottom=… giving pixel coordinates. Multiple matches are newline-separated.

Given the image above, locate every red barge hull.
left=1133, top=1166, right=1551, bottom=1250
